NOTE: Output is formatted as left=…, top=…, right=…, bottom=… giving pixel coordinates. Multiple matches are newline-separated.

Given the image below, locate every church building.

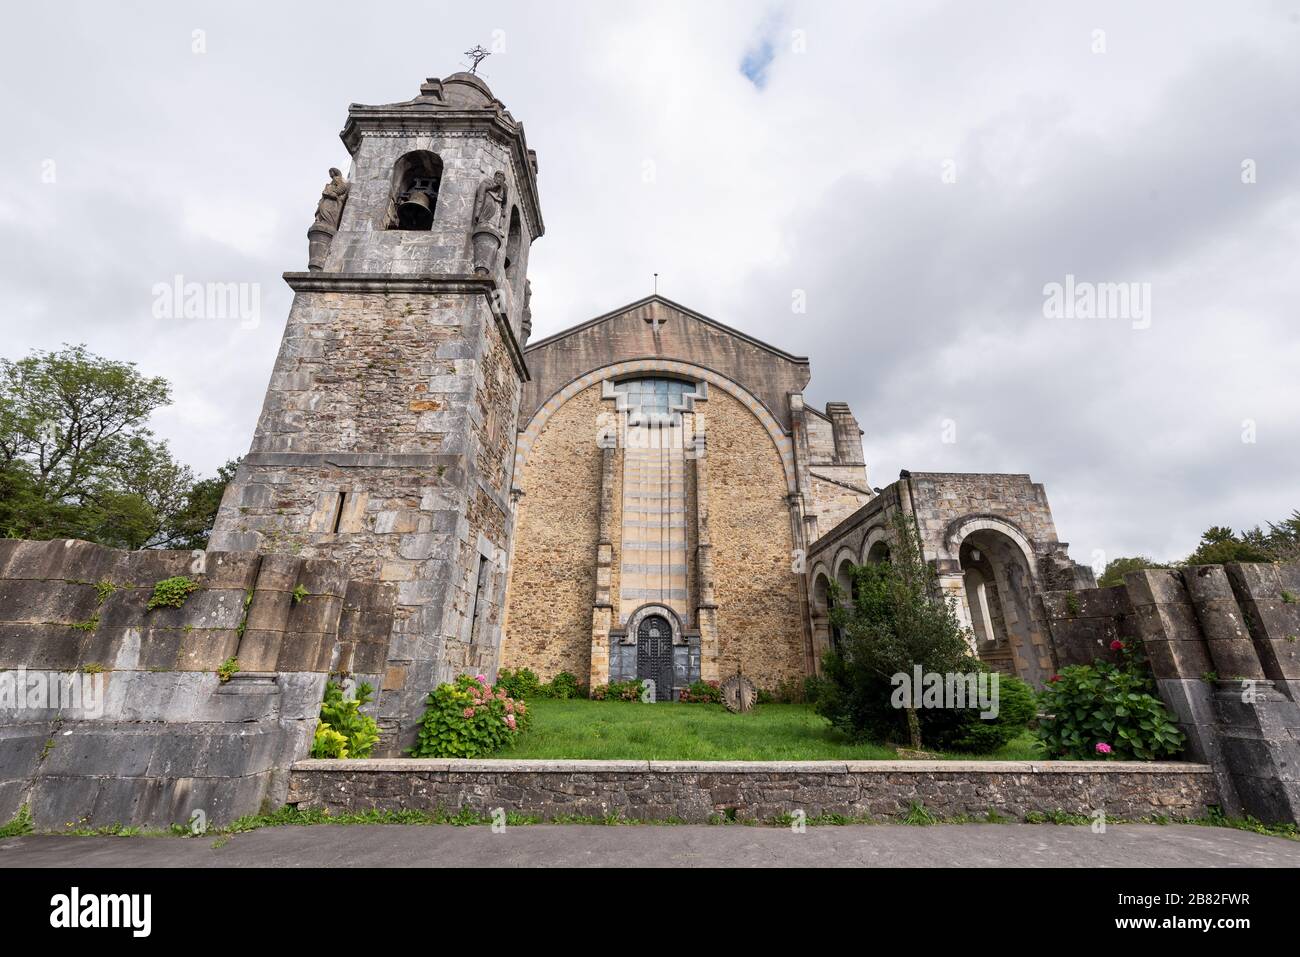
left=210, top=73, right=1094, bottom=752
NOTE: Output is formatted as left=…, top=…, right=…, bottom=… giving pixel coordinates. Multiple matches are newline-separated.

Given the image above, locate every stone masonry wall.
left=0, top=538, right=394, bottom=829
left=288, top=758, right=1216, bottom=823
left=210, top=283, right=520, bottom=752
left=1042, top=561, right=1300, bottom=824
left=708, top=389, right=805, bottom=688
left=501, top=384, right=604, bottom=679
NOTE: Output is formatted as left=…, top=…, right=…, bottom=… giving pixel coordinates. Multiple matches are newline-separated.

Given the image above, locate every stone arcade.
left=0, top=74, right=1296, bottom=829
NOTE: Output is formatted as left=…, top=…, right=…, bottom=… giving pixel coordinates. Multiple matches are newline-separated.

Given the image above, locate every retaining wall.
left=287, top=758, right=1216, bottom=823
left=0, top=538, right=394, bottom=828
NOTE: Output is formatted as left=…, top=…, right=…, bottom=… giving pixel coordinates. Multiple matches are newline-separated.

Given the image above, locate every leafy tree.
left=817, top=513, right=973, bottom=750
left=1264, top=511, right=1300, bottom=562
left=1184, top=524, right=1275, bottom=566
left=0, top=344, right=235, bottom=549
left=1097, top=555, right=1169, bottom=588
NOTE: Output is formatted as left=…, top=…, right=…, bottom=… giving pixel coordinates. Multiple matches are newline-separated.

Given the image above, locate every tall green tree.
left=1185, top=524, right=1276, bottom=566
left=818, top=513, right=973, bottom=750
left=0, top=345, right=235, bottom=548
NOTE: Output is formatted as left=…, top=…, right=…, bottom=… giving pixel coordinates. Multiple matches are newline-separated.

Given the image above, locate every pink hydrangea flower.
left=463, top=708, right=475, bottom=718
left=475, top=674, right=489, bottom=684
left=505, top=714, right=517, bottom=730
left=505, top=699, right=515, bottom=713
left=1095, top=742, right=1112, bottom=754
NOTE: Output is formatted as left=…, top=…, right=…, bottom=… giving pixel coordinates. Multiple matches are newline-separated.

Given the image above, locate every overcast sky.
left=1, top=1, right=1297, bottom=568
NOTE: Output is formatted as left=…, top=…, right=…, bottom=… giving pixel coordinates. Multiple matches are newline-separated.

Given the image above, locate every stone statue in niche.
left=471, top=170, right=509, bottom=276
left=521, top=279, right=533, bottom=343
left=307, top=168, right=349, bottom=270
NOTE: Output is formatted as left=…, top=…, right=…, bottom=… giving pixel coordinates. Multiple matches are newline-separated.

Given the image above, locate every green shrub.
left=679, top=679, right=721, bottom=703
left=311, top=723, right=349, bottom=759
left=763, top=676, right=805, bottom=704
left=497, top=667, right=542, bottom=699
left=410, top=674, right=530, bottom=758
left=147, top=576, right=199, bottom=610
left=591, top=679, right=646, bottom=701
left=803, top=674, right=830, bottom=706
left=311, top=680, right=380, bottom=759
left=1036, top=645, right=1185, bottom=760
left=925, top=671, right=1037, bottom=754
left=545, top=671, right=582, bottom=700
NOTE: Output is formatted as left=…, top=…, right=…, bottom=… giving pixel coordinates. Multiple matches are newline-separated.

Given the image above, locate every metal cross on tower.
left=463, top=45, right=491, bottom=75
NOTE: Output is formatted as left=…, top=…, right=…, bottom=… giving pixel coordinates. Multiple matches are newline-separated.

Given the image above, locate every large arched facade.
left=498, top=297, right=875, bottom=697
left=501, top=362, right=809, bottom=694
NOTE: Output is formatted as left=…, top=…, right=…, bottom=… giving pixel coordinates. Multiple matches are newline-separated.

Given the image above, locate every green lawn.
left=504, top=699, right=1046, bottom=761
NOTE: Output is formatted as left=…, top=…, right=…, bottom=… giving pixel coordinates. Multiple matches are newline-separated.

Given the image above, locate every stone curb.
left=290, top=758, right=1213, bottom=775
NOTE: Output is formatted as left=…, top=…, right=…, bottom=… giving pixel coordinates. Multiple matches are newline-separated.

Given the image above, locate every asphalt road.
left=3, top=823, right=1298, bottom=867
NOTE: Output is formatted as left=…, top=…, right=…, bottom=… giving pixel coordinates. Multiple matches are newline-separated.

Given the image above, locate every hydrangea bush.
left=409, top=674, right=530, bottom=758
left=1036, top=642, right=1185, bottom=761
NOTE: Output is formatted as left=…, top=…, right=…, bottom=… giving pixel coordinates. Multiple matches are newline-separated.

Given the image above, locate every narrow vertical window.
left=468, top=555, right=490, bottom=644
left=331, top=491, right=347, bottom=534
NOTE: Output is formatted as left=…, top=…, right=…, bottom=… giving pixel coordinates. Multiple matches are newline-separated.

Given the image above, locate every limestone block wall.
left=807, top=471, right=873, bottom=537
left=210, top=281, right=521, bottom=751
left=500, top=384, right=605, bottom=679
left=1039, top=584, right=1133, bottom=668
left=707, top=389, right=806, bottom=687
left=1041, top=561, right=1300, bottom=824
left=502, top=382, right=807, bottom=691
left=0, top=539, right=394, bottom=829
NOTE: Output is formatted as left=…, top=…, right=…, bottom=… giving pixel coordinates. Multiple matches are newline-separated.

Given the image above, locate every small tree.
left=818, top=512, right=972, bottom=750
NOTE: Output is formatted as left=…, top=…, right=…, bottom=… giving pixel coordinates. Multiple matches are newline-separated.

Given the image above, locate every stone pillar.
left=1225, top=561, right=1300, bottom=703
left=589, top=444, right=618, bottom=689
left=1126, top=567, right=1250, bottom=816
left=692, top=431, right=720, bottom=681
left=934, top=559, right=977, bottom=652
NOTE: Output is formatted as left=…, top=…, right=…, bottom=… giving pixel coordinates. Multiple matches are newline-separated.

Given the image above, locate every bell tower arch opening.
left=388, top=150, right=443, bottom=231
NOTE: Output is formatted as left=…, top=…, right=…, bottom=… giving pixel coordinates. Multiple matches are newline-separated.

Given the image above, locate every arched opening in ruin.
left=811, top=569, right=839, bottom=655
left=957, top=528, right=1049, bottom=687
left=865, top=540, right=891, bottom=564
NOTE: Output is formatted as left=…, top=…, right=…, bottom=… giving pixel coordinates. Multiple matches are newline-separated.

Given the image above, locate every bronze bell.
left=397, top=188, right=434, bottom=230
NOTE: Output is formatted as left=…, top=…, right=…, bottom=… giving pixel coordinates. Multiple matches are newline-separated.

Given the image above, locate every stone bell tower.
left=209, top=73, right=543, bottom=752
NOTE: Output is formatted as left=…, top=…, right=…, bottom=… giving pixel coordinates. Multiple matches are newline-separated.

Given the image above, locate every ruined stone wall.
left=905, top=472, right=1062, bottom=555
left=501, top=384, right=604, bottom=679
left=1042, top=561, right=1300, bottom=824
left=0, top=538, right=394, bottom=829
left=708, top=389, right=805, bottom=688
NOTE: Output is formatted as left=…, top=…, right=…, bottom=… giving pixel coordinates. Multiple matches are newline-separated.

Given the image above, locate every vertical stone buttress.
left=209, top=74, right=543, bottom=752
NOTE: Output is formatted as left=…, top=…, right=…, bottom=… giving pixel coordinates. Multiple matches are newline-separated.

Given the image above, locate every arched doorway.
left=636, top=614, right=674, bottom=701
left=956, top=528, right=1050, bottom=686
